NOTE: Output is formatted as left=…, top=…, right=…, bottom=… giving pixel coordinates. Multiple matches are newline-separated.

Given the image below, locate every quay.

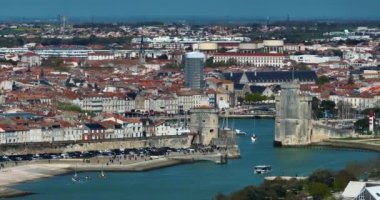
left=167, top=151, right=238, bottom=164
left=145, top=111, right=276, bottom=121
left=219, top=113, right=275, bottom=118
left=314, top=138, right=380, bottom=152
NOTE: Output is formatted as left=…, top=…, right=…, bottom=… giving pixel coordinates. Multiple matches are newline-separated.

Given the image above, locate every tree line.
left=216, top=158, right=380, bottom=200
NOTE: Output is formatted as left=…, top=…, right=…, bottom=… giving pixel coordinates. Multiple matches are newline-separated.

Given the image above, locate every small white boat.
left=72, top=172, right=80, bottom=182
left=99, top=171, right=107, bottom=179
left=254, top=165, right=272, bottom=174
left=251, top=134, right=257, bottom=142
left=235, top=129, right=247, bottom=136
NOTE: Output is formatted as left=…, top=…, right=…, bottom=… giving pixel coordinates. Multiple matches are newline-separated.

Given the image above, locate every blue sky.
left=0, top=0, right=379, bottom=20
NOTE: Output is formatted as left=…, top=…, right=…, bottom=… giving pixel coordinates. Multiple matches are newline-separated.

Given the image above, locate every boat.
left=235, top=129, right=247, bottom=136
left=99, top=171, right=107, bottom=179
left=250, top=118, right=257, bottom=142
left=72, top=165, right=81, bottom=182
left=72, top=172, right=80, bottom=182
left=178, top=126, right=191, bottom=135
left=251, top=134, right=257, bottom=142
left=254, top=165, right=272, bottom=174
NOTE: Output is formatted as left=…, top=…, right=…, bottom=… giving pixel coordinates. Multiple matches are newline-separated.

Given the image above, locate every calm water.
left=1, top=0, right=379, bottom=21
left=13, top=119, right=379, bottom=200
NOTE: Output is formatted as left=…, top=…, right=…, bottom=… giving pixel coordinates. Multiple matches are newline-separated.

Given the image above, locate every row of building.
left=0, top=115, right=189, bottom=144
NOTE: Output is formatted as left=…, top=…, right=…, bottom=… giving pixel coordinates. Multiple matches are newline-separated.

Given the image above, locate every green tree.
left=306, top=182, right=331, bottom=200
left=354, top=117, right=369, bottom=133
left=206, top=57, right=214, bottom=67
left=57, top=102, right=82, bottom=112
left=316, top=75, right=330, bottom=85
left=226, top=58, right=238, bottom=66
left=308, top=169, right=335, bottom=187
left=347, top=73, right=355, bottom=85
left=218, top=47, right=228, bottom=53
left=333, top=170, right=356, bottom=191
left=319, top=100, right=336, bottom=118
left=293, top=63, right=311, bottom=71
left=157, top=54, right=168, bottom=59
left=162, top=63, right=179, bottom=69
left=245, top=93, right=267, bottom=104
left=331, top=49, right=343, bottom=57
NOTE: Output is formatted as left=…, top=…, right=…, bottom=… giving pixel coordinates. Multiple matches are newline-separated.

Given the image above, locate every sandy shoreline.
left=0, top=157, right=193, bottom=198
left=0, top=150, right=239, bottom=198
left=0, top=157, right=188, bottom=185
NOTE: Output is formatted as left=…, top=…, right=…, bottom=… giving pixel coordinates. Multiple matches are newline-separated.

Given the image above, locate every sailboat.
left=99, top=170, right=106, bottom=179
left=251, top=118, right=257, bottom=142
left=222, top=111, right=230, bottom=131
left=72, top=166, right=80, bottom=182
left=99, top=166, right=107, bottom=179
left=251, top=134, right=257, bottom=142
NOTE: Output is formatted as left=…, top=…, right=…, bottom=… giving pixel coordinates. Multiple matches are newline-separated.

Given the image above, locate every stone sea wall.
left=0, top=135, right=190, bottom=155
left=311, top=123, right=354, bottom=143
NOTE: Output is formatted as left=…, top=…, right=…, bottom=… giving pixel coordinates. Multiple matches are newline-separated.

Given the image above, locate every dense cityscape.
left=0, top=16, right=380, bottom=200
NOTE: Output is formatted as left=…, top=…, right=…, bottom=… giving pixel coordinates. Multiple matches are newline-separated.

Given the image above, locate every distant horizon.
left=1, top=15, right=380, bottom=24
left=0, top=0, right=379, bottom=23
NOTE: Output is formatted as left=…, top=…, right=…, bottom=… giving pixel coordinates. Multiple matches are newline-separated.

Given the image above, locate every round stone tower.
left=190, top=106, right=219, bottom=145
left=274, top=81, right=313, bottom=146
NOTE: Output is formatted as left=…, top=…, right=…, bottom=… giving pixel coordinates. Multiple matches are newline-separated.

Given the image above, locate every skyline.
left=0, top=0, right=380, bottom=22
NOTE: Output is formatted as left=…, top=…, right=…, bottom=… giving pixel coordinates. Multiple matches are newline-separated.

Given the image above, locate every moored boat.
left=72, top=172, right=80, bottom=182
left=235, top=129, right=247, bottom=136
left=254, top=165, right=272, bottom=174
left=251, top=134, right=257, bottom=142
left=99, top=171, right=107, bottom=179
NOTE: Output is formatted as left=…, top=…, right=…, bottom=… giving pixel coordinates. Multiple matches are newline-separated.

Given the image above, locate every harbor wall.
left=0, top=135, right=190, bottom=155
left=311, top=123, right=354, bottom=143
left=314, top=140, right=380, bottom=152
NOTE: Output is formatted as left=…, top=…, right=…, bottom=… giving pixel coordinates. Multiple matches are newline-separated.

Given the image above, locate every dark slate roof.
left=223, top=72, right=244, bottom=83
left=359, top=66, right=380, bottom=71
left=84, top=123, right=105, bottom=130
left=351, top=70, right=361, bottom=75
left=39, top=79, right=50, bottom=86
left=126, top=92, right=137, bottom=100
left=271, top=85, right=281, bottom=93
left=249, top=85, right=266, bottom=94
left=65, top=78, right=85, bottom=87
left=351, top=66, right=380, bottom=75
left=0, top=112, right=40, bottom=120
left=140, top=118, right=154, bottom=126
left=234, top=83, right=245, bottom=90
left=224, top=71, right=317, bottom=84
left=158, top=71, right=176, bottom=77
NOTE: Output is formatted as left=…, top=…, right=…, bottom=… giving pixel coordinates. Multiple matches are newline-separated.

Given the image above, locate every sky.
left=0, top=0, right=379, bottom=21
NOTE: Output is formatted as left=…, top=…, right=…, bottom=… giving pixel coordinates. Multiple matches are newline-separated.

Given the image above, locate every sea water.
left=13, top=119, right=380, bottom=200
